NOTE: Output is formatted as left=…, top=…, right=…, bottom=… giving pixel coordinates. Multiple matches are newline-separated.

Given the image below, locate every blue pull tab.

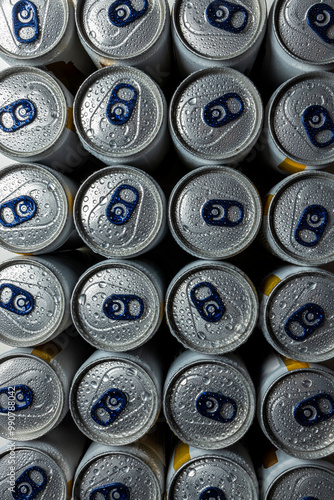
left=203, top=92, right=244, bottom=128
left=0, top=284, right=34, bottom=316
left=13, top=466, right=47, bottom=500
left=106, top=184, right=140, bottom=225
left=206, top=0, right=249, bottom=33
left=12, top=1, right=39, bottom=44
left=91, top=388, right=127, bottom=427
left=200, top=487, right=226, bottom=500
left=301, top=498, right=319, bottom=500
left=307, top=3, right=334, bottom=44
left=202, top=199, right=244, bottom=227
left=0, top=196, right=36, bottom=227
left=0, top=385, right=33, bottom=413
left=302, top=105, right=334, bottom=148
left=294, top=205, right=328, bottom=247
left=103, top=294, right=144, bottom=321
left=190, top=282, right=225, bottom=323
left=294, top=393, right=334, bottom=427
left=90, top=483, right=130, bottom=500
left=284, top=303, right=325, bottom=342
left=106, top=83, right=138, bottom=125
left=108, top=0, right=148, bottom=27
left=196, top=391, right=237, bottom=423
left=0, top=99, right=36, bottom=133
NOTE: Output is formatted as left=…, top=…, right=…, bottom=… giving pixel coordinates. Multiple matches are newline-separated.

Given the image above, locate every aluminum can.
left=0, top=66, right=88, bottom=174
left=72, top=436, right=165, bottom=500
left=0, top=419, right=86, bottom=500
left=262, top=171, right=334, bottom=266
left=262, top=72, right=334, bottom=175
left=0, top=329, right=88, bottom=441
left=258, top=350, right=334, bottom=459
left=71, top=259, right=164, bottom=351
left=75, top=0, right=172, bottom=86
left=73, top=165, right=166, bottom=259
left=167, top=440, right=258, bottom=500
left=262, top=0, right=334, bottom=92
left=166, top=260, right=258, bottom=354
left=69, top=347, right=163, bottom=445
left=172, top=0, right=267, bottom=78
left=168, top=166, right=262, bottom=259
left=259, top=446, right=334, bottom=499
left=0, top=254, right=80, bottom=347
left=169, top=67, right=263, bottom=169
left=0, top=163, right=78, bottom=255
left=73, top=66, right=168, bottom=170
left=163, top=350, right=256, bottom=449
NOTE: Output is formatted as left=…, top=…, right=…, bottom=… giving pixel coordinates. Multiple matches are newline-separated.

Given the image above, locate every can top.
left=170, top=67, right=263, bottom=162
left=265, top=268, right=334, bottom=363
left=267, top=171, right=334, bottom=266
left=0, top=0, right=68, bottom=62
left=0, top=258, right=65, bottom=347
left=70, top=354, right=160, bottom=445
left=166, top=261, right=258, bottom=354
left=0, top=67, right=68, bottom=160
left=173, top=0, right=266, bottom=62
left=0, top=163, right=69, bottom=254
left=168, top=166, right=262, bottom=259
left=274, top=0, right=334, bottom=65
left=74, top=66, right=165, bottom=160
left=74, top=165, right=166, bottom=259
left=0, top=353, right=63, bottom=441
left=269, top=72, right=334, bottom=167
left=73, top=449, right=161, bottom=500
left=0, top=447, right=67, bottom=499
left=262, top=367, right=334, bottom=459
left=164, top=357, right=255, bottom=449
left=76, top=0, right=167, bottom=60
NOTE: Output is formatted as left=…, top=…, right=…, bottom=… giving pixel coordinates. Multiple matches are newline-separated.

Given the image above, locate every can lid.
left=166, top=261, right=258, bottom=354
left=70, top=356, right=160, bottom=446
left=0, top=354, right=63, bottom=441
left=73, top=66, right=165, bottom=161
left=0, top=67, right=67, bottom=160
left=73, top=165, right=166, bottom=259
left=173, top=0, right=266, bottom=62
left=164, top=358, right=255, bottom=449
left=275, top=0, right=334, bottom=65
left=0, top=258, right=65, bottom=347
left=76, top=0, right=167, bottom=60
left=262, top=367, right=334, bottom=459
left=168, top=166, right=262, bottom=259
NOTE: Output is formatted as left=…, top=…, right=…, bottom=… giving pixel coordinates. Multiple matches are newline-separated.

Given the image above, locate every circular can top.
left=0, top=0, right=68, bottom=62
left=262, top=367, right=334, bottom=459
left=0, top=163, right=70, bottom=255
left=70, top=355, right=160, bottom=445
left=266, top=172, right=334, bottom=266
left=173, top=0, right=266, bottom=62
left=73, top=449, right=161, bottom=500
left=274, top=0, right=334, bottom=66
left=267, top=464, right=334, bottom=500
left=168, top=166, right=262, bottom=259
left=0, top=353, right=63, bottom=441
left=76, top=0, right=167, bottom=60
left=74, top=165, right=166, bottom=259
left=0, top=447, right=67, bottom=499
left=0, top=67, right=68, bottom=160
left=170, top=67, right=263, bottom=164
left=0, top=258, right=65, bottom=347
left=164, top=357, right=255, bottom=449
left=73, top=66, right=165, bottom=162
left=264, top=268, right=334, bottom=363
left=71, top=260, right=163, bottom=351
left=166, top=260, right=258, bottom=354
left=269, top=72, right=334, bottom=168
